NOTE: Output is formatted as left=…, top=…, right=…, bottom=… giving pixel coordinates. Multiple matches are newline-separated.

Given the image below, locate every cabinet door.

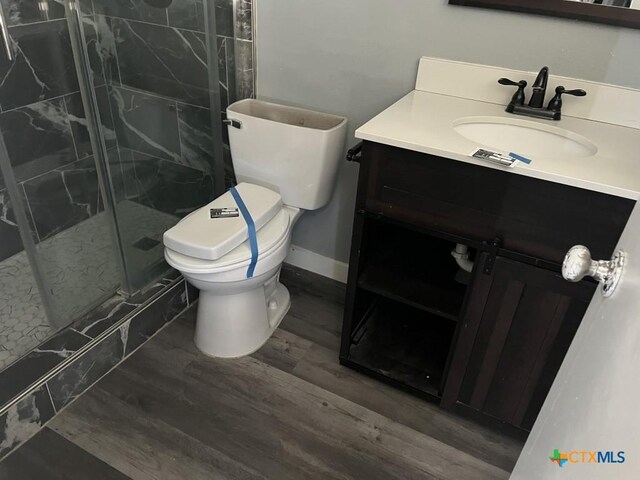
left=442, top=254, right=595, bottom=431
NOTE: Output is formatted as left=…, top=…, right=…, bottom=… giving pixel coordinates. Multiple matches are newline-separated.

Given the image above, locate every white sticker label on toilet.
left=210, top=208, right=240, bottom=219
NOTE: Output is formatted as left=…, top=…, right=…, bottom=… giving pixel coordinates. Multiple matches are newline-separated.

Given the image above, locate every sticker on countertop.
left=471, top=148, right=516, bottom=168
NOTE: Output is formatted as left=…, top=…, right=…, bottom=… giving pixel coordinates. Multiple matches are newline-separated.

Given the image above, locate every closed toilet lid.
left=163, top=183, right=283, bottom=260
left=165, top=209, right=291, bottom=272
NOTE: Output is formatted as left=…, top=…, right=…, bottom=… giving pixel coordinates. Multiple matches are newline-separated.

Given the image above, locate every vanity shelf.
left=343, top=216, right=472, bottom=400
left=357, top=221, right=469, bottom=322
left=358, top=260, right=466, bottom=322
left=348, top=298, right=456, bottom=398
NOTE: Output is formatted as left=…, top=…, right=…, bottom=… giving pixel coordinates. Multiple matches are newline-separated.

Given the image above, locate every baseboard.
left=284, top=244, right=348, bottom=284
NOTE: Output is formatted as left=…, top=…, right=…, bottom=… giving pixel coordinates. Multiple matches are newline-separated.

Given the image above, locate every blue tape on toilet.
left=229, top=187, right=258, bottom=278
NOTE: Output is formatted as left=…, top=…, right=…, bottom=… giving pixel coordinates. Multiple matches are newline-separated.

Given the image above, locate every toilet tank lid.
left=163, top=183, right=283, bottom=261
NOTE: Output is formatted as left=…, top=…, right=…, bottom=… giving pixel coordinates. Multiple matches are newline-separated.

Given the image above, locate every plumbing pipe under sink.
left=451, top=244, right=474, bottom=273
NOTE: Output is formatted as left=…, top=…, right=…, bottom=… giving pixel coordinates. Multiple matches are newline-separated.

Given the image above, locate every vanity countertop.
left=356, top=89, right=640, bottom=200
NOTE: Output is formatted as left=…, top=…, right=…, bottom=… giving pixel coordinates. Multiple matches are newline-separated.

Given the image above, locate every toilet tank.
left=226, top=99, right=348, bottom=210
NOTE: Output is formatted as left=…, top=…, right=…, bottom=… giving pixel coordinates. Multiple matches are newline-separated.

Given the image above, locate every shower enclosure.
left=0, top=0, right=234, bottom=371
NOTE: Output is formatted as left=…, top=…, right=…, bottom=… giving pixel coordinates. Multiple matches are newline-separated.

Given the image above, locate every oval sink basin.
left=453, top=116, right=598, bottom=158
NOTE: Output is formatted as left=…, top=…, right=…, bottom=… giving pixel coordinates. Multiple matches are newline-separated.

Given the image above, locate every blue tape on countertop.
left=230, top=187, right=258, bottom=278
left=509, top=152, right=532, bottom=165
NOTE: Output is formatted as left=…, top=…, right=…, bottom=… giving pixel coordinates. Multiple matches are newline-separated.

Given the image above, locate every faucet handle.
left=556, top=86, right=587, bottom=97
left=547, top=86, right=587, bottom=119
left=498, top=78, right=527, bottom=88
left=498, top=78, right=527, bottom=110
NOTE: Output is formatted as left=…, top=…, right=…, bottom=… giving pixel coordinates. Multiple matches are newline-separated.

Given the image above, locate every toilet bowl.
left=163, top=99, right=347, bottom=358
left=165, top=197, right=301, bottom=358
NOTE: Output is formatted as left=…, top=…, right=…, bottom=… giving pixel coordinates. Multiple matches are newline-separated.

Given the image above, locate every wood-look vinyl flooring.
left=0, top=266, right=524, bottom=479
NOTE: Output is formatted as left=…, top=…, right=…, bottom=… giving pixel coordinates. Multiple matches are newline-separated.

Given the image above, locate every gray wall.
left=256, top=0, right=640, bottom=264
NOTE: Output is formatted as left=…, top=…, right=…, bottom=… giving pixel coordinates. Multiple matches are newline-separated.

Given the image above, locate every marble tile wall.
left=0, top=5, right=107, bottom=263
left=79, top=2, right=217, bottom=224
left=0, top=0, right=256, bottom=262
left=86, top=0, right=256, bottom=201
left=0, top=273, right=190, bottom=460
left=216, top=0, right=255, bottom=185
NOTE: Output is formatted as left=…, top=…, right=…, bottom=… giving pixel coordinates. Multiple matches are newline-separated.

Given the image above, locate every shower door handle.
left=0, top=4, right=14, bottom=61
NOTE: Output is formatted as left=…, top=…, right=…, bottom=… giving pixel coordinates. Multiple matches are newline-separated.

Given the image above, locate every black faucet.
left=498, top=66, right=586, bottom=120
left=528, top=66, right=549, bottom=108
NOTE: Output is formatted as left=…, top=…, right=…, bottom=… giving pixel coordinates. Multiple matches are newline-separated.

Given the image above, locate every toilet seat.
left=165, top=208, right=291, bottom=274
left=163, top=183, right=283, bottom=261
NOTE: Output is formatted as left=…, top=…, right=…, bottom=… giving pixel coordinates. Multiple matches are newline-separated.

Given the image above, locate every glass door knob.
left=562, top=245, right=625, bottom=297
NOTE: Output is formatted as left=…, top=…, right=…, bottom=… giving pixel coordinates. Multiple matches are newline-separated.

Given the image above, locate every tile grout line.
left=174, top=99, right=185, bottom=162
left=114, top=83, right=209, bottom=111
left=6, top=17, right=68, bottom=30
left=105, top=17, right=125, bottom=87
left=224, top=37, right=230, bottom=104
left=101, top=12, right=205, bottom=35
left=232, top=0, right=239, bottom=100
left=251, top=0, right=257, bottom=96
left=19, top=155, right=87, bottom=187
left=62, top=95, right=84, bottom=165
left=0, top=90, right=82, bottom=115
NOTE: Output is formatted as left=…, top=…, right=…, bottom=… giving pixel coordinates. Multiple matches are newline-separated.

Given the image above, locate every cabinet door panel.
left=443, top=255, right=595, bottom=430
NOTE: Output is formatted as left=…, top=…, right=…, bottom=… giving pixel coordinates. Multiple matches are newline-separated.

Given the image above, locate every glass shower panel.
left=0, top=143, right=54, bottom=370
left=78, top=0, right=225, bottom=292
left=0, top=0, right=225, bottom=370
left=0, top=1, right=122, bottom=335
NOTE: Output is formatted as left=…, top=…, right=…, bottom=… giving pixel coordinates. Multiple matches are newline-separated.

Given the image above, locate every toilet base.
left=193, top=273, right=291, bottom=358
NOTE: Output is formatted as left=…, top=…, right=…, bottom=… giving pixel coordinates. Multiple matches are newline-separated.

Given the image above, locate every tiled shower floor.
left=0, top=201, right=178, bottom=371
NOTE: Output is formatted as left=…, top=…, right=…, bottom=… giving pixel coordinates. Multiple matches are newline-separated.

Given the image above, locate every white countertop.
left=355, top=90, right=640, bottom=200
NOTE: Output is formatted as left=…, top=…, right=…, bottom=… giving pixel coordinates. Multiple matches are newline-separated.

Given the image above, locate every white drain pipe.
left=451, top=243, right=474, bottom=273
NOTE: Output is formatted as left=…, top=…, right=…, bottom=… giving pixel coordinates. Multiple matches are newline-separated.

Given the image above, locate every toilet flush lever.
left=562, top=245, right=626, bottom=297
left=223, top=119, right=242, bottom=129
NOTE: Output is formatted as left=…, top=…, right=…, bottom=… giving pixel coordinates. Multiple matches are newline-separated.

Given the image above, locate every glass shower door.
left=0, top=0, right=124, bottom=332
left=0, top=0, right=226, bottom=371
left=0, top=139, right=54, bottom=370
left=73, top=0, right=226, bottom=293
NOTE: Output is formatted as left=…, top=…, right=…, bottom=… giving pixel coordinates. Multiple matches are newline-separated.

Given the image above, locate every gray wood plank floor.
left=0, top=265, right=524, bottom=479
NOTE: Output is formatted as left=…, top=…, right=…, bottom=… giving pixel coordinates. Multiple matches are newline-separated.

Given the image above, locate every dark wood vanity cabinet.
left=441, top=253, right=594, bottom=431
left=340, top=141, right=635, bottom=433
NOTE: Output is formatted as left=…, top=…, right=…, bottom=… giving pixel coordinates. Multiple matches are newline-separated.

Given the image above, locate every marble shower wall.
left=84, top=0, right=255, bottom=211
left=0, top=4, right=108, bottom=263
left=79, top=1, right=215, bottom=221
left=0, top=0, right=256, bottom=262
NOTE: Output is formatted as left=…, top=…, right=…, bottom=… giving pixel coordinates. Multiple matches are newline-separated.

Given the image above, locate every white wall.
left=256, top=0, right=640, bottom=263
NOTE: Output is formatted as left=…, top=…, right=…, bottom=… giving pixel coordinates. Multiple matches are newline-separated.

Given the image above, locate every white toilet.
left=163, top=99, right=347, bottom=358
